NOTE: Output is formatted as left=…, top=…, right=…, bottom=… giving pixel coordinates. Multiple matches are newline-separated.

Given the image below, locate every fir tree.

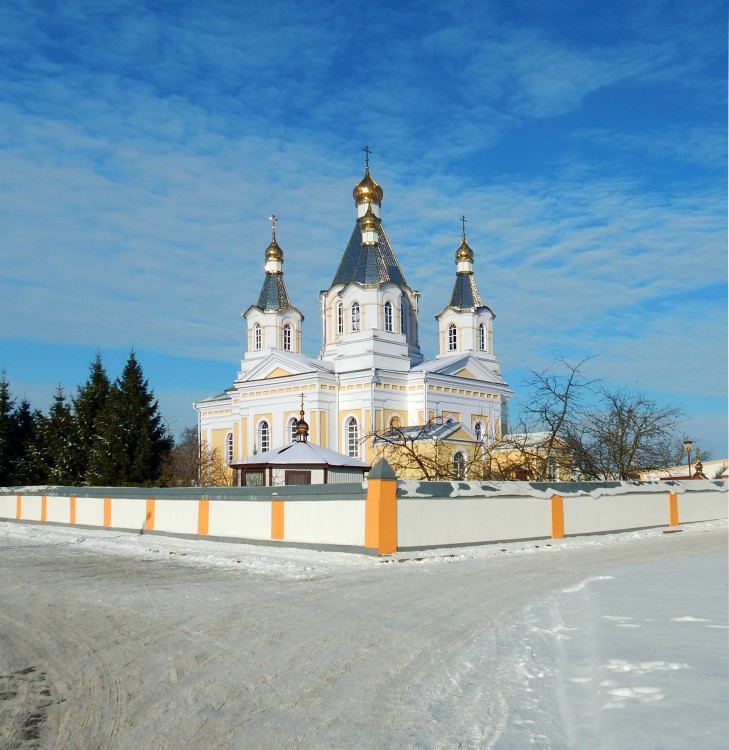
left=11, top=399, right=44, bottom=485
left=0, top=372, right=15, bottom=484
left=92, top=352, right=172, bottom=486
left=74, top=353, right=111, bottom=484
left=33, top=386, right=82, bottom=485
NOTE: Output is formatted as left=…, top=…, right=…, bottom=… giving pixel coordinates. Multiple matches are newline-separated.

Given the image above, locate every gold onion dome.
left=361, top=203, right=379, bottom=231
left=353, top=168, right=383, bottom=205
left=295, top=406, right=309, bottom=440
left=455, top=236, right=474, bottom=263
left=265, top=235, right=283, bottom=263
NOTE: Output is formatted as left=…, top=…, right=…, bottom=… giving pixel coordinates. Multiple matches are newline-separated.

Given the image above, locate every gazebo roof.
left=231, top=440, right=370, bottom=470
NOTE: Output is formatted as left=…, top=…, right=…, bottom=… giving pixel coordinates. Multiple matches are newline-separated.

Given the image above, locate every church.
left=194, top=154, right=512, bottom=483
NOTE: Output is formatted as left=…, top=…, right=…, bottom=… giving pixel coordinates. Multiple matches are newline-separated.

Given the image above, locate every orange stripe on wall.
left=16, top=495, right=21, bottom=520
left=271, top=500, right=284, bottom=540
left=145, top=498, right=155, bottom=531
left=70, top=496, right=76, bottom=525
left=41, top=495, right=47, bottom=522
left=198, top=499, right=209, bottom=536
left=668, top=492, right=679, bottom=527
left=103, top=497, right=112, bottom=528
left=550, top=495, right=565, bottom=539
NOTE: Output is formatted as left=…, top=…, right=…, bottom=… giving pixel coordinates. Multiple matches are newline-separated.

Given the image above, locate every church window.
left=478, top=323, right=485, bottom=351
left=384, top=302, right=393, bottom=332
left=283, top=324, right=292, bottom=351
left=225, top=432, right=234, bottom=465
left=257, top=420, right=270, bottom=453
left=254, top=324, right=262, bottom=350
left=474, top=422, right=483, bottom=443
left=351, top=302, right=361, bottom=332
left=400, top=302, right=406, bottom=335
left=448, top=324, right=457, bottom=351
left=289, top=417, right=298, bottom=443
left=453, top=451, right=466, bottom=480
left=337, top=303, right=344, bottom=334
left=347, top=417, right=359, bottom=458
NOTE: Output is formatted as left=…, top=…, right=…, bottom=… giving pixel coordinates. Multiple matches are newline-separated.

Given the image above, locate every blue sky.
left=1, top=0, right=726, bottom=457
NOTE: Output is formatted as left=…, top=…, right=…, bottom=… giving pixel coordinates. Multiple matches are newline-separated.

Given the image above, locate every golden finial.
left=295, top=393, right=309, bottom=441
left=455, top=217, right=474, bottom=263
left=353, top=147, right=383, bottom=205
left=265, top=215, right=283, bottom=263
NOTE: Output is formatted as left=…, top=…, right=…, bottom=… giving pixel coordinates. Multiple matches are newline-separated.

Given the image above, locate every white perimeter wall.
left=284, top=500, right=365, bottom=547
left=563, top=492, right=666, bottom=535
left=110, top=498, right=148, bottom=531
left=46, top=496, right=70, bottom=523
left=209, top=501, right=270, bottom=540
left=398, top=496, right=551, bottom=548
left=154, top=500, right=198, bottom=535
left=677, top=491, right=728, bottom=523
left=75, top=496, right=104, bottom=526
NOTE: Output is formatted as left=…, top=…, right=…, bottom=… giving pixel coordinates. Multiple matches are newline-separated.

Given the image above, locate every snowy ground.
left=0, top=520, right=726, bottom=749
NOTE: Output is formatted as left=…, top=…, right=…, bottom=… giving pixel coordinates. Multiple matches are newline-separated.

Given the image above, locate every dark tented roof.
left=331, top=223, right=407, bottom=287
left=256, top=273, right=291, bottom=311
left=448, top=273, right=483, bottom=310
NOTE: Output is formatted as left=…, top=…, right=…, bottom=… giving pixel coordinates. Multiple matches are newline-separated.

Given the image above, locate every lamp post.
left=683, top=438, right=693, bottom=479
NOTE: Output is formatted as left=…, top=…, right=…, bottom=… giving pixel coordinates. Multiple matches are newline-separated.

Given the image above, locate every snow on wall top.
left=396, top=479, right=728, bottom=500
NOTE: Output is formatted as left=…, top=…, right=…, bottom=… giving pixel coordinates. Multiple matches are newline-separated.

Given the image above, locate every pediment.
left=266, top=367, right=294, bottom=379
left=237, top=352, right=324, bottom=384
left=423, top=354, right=504, bottom=384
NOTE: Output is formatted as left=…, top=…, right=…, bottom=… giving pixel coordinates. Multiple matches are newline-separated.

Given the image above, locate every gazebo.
left=231, top=404, right=370, bottom=486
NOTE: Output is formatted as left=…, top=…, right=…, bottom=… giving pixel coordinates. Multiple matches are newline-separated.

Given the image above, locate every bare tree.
left=161, top=427, right=233, bottom=487
left=498, top=357, right=596, bottom=481
left=565, top=387, right=683, bottom=480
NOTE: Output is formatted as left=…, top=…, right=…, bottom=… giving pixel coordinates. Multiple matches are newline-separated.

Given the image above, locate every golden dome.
left=360, top=203, right=379, bottom=232
left=265, top=235, right=283, bottom=263
left=295, top=405, right=309, bottom=441
left=455, top=236, right=473, bottom=263
left=353, top=168, right=383, bottom=205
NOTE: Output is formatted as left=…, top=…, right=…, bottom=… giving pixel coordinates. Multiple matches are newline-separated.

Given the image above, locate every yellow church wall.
left=239, top=418, right=248, bottom=457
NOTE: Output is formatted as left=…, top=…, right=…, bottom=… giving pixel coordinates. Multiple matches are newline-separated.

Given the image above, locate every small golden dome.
left=353, top=168, right=383, bottom=205
left=455, top=237, right=473, bottom=263
left=265, top=236, right=283, bottom=263
left=360, top=203, right=379, bottom=232
left=295, top=405, right=309, bottom=441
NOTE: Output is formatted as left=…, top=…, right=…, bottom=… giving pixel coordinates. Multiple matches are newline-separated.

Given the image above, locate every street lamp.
left=683, top=438, right=693, bottom=478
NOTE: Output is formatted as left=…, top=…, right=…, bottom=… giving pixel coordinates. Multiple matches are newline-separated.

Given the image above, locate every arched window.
left=384, top=301, right=393, bottom=332
left=453, top=451, right=466, bottom=480
left=448, top=323, right=457, bottom=351
left=474, top=422, right=483, bottom=443
left=351, top=302, right=361, bottom=332
left=347, top=417, right=359, bottom=458
left=257, top=420, right=270, bottom=453
left=225, top=432, right=234, bottom=465
left=400, top=302, right=406, bottom=335
left=283, top=324, right=292, bottom=351
left=478, top=323, right=485, bottom=351
left=337, top=303, right=344, bottom=334
left=289, top=417, right=298, bottom=443
left=254, top=323, right=262, bottom=350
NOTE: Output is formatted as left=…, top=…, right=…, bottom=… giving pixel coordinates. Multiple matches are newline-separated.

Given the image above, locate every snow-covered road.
left=0, top=520, right=726, bottom=749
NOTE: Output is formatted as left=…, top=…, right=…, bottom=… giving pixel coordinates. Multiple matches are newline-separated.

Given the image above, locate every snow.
left=0, top=519, right=726, bottom=749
